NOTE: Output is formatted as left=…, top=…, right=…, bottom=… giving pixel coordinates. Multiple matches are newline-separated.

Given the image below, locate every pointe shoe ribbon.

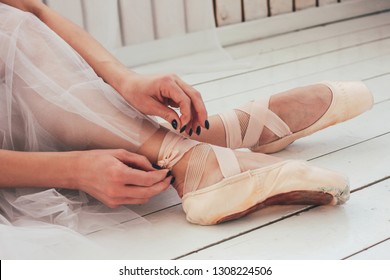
left=158, top=132, right=242, bottom=177
left=157, top=132, right=199, bottom=169
left=219, top=96, right=292, bottom=149
left=157, top=132, right=243, bottom=201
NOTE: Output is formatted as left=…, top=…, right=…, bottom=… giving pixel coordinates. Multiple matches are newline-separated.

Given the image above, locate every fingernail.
left=171, top=119, right=178, bottom=130
left=166, top=170, right=172, bottom=178
left=152, top=163, right=162, bottom=170
left=180, top=125, right=187, bottom=133
left=196, top=126, right=201, bottom=136
left=188, top=128, right=193, bottom=137
left=205, top=120, right=210, bottom=130
left=170, top=176, right=176, bottom=184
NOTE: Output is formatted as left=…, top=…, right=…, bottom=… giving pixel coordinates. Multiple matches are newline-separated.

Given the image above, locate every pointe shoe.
left=182, top=154, right=349, bottom=225
left=219, top=81, right=374, bottom=154
left=158, top=132, right=349, bottom=226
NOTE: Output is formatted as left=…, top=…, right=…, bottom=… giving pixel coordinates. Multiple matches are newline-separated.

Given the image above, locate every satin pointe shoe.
left=218, top=81, right=374, bottom=154
left=157, top=132, right=349, bottom=226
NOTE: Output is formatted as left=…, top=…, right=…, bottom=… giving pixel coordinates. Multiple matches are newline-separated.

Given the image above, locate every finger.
left=100, top=194, right=150, bottom=208
left=114, top=149, right=155, bottom=172
left=175, top=77, right=208, bottom=128
left=121, top=176, right=172, bottom=200
left=151, top=99, right=182, bottom=130
left=160, top=81, right=193, bottom=127
left=123, top=167, right=171, bottom=187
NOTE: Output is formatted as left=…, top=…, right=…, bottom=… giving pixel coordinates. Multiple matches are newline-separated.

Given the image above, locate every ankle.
left=172, top=143, right=224, bottom=198
left=137, top=128, right=168, bottom=163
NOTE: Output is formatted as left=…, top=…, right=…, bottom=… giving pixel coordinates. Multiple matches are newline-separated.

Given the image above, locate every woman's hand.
left=74, top=149, right=173, bottom=208
left=117, top=71, right=209, bottom=134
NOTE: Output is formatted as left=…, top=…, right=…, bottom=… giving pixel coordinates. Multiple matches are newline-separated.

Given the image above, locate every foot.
left=171, top=144, right=283, bottom=197
left=156, top=131, right=349, bottom=225
left=188, top=83, right=332, bottom=150
left=256, top=84, right=332, bottom=147
left=169, top=142, right=348, bottom=225
left=213, top=81, right=373, bottom=154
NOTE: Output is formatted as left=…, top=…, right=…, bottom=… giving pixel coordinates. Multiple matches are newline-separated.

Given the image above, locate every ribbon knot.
left=157, top=132, right=199, bottom=170
left=157, top=149, right=180, bottom=169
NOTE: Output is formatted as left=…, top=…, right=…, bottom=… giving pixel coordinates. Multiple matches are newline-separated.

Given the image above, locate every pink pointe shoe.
left=218, top=81, right=374, bottom=153
left=182, top=150, right=349, bottom=225
left=158, top=132, right=350, bottom=226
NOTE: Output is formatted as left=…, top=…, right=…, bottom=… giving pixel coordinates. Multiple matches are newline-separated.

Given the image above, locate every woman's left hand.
left=117, top=72, right=209, bottom=133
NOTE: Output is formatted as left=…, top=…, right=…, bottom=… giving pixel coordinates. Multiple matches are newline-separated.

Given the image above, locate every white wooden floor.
left=83, top=11, right=390, bottom=260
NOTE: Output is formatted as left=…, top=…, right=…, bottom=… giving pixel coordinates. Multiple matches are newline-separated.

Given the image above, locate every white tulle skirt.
left=0, top=4, right=160, bottom=258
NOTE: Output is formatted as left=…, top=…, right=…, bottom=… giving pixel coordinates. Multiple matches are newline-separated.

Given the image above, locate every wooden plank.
left=217, top=0, right=390, bottom=46
left=45, top=0, right=84, bottom=27
left=185, top=18, right=390, bottom=85
left=115, top=3, right=390, bottom=69
left=319, top=0, right=339, bottom=6
left=114, top=29, right=226, bottom=67
left=347, top=238, right=390, bottom=259
left=215, top=0, right=243, bottom=26
left=225, top=12, right=390, bottom=59
left=152, top=0, right=186, bottom=39
left=87, top=204, right=310, bottom=259
left=142, top=12, right=389, bottom=85
left=295, top=0, right=317, bottom=10
left=194, top=38, right=390, bottom=102
left=182, top=180, right=390, bottom=259
left=269, top=0, right=293, bottom=15
left=185, top=0, right=216, bottom=32
left=82, top=0, right=122, bottom=50
left=243, top=0, right=268, bottom=21
left=119, top=0, right=155, bottom=45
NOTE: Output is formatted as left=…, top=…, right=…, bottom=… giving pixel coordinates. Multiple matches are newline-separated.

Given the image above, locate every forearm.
left=0, top=150, right=78, bottom=189
left=35, top=4, right=132, bottom=90
left=1, top=0, right=133, bottom=93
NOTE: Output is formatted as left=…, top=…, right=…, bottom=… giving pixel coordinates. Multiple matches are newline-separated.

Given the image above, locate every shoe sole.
left=217, top=190, right=335, bottom=224
left=182, top=160, right=349, bottom=225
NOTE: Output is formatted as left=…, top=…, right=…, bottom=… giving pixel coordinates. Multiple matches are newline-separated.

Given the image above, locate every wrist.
left=98, top=61, right=137, bottom=94
left=59, top=151, right=82, bottom=190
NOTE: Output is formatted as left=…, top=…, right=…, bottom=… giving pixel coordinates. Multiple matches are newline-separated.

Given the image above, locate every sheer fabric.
left=0, top=3, right=160, bottom=258
left=0, top=4, right=159, bottom=152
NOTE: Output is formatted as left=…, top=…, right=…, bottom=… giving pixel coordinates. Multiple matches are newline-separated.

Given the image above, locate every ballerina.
left=0, top=1, right=373, bottom=226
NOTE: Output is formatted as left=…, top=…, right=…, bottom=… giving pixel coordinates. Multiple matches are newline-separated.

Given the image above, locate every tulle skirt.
left=0, top=4, right=160, bottom=258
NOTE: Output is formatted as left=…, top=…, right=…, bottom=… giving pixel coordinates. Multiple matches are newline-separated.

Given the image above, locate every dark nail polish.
left=205, top=120, right=210, bottom=130
left=166, top=170, right=172, bottom=178
left=171, top=119, right=178, bottom=130
left=152, top=163, right=162, bottom=170
left=189, top=128, right=193, bottom=137
left=170, top=177, right=176, bottom=184
left=196, top=126, right=201, bottom=136
left=180, top=125, right=187, bottom=133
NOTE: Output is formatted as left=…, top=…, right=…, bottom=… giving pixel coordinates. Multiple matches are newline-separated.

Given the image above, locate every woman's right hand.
left=73, top=149, right=172, bottom=208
